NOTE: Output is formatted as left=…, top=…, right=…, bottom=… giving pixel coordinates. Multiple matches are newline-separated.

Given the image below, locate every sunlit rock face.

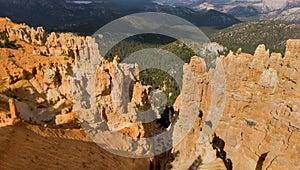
left=170, top=41, right=300, bottom=169
left=286, top=39, right=300, bottom=54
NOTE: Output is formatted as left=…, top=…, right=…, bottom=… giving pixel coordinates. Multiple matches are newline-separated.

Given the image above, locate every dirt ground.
left=0, top=123, right=151, bottom=170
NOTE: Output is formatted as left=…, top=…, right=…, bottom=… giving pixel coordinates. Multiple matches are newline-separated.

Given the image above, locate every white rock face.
left=258, top=68, right=279, bottom=89
left=262, top=0, right=288, bottom=11
left=111, top=63, right=139, bottom=115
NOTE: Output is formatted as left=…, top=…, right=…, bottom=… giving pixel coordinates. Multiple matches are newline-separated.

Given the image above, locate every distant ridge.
left=0, top=0, right=240, bottom=35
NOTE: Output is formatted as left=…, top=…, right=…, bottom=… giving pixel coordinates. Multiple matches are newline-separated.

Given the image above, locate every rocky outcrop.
left=8, top=24, right=46, bottom=46
left=0, top=21, right=98, bottom=126
left=171, top=56, right=227, bottom=170
left=43, top=32, right=86, bottom=58
left=286, top=39, right=300, bottom=54
left=5, top=60, right=27, bottom=84
left=55, top=112, right=77, bottom=126
left=171, top=40, right=300, bottom=170
left=7, top=23, right=87, bottom=60
left=0, top=97, right=18, bottom=127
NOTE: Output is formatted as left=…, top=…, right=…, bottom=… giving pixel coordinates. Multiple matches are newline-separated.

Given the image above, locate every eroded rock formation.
left=8, top=24, right=46, bottom=46
left=0, top=17, right=300, bottom=170
left=0, top=97, right=18, bottom=127
left=171, top=42, right=300, bottom=169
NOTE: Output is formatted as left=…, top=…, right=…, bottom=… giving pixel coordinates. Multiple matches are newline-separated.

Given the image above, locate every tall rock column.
left=8, top=98, right=17, bottom=120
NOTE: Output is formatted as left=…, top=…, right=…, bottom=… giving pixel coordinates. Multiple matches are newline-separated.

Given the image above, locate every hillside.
left=210, top=21, right=300, bottom=54
left=0, top=0, right=240, bottom=35
left=227, top=6, right=260, bottom=17
left=157, top=0, right=300, bottom=24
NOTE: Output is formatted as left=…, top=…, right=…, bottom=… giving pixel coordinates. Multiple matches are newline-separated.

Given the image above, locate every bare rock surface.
left=171, top=41, right=300, bottom=170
